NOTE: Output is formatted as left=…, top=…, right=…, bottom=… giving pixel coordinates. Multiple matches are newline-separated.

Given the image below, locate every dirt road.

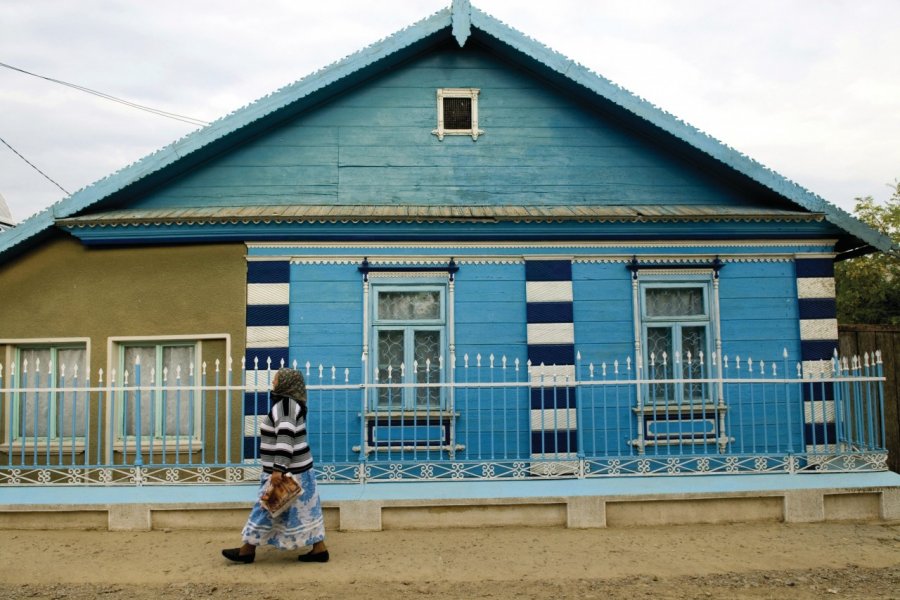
left=1, top=521, right=899, bottom=599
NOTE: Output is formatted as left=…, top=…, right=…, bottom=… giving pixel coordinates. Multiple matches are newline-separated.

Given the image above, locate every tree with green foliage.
left=835, top=182, right=900, bottom=325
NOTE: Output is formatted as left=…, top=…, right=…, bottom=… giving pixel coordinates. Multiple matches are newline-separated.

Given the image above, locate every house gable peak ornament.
left=451, top=0, right=472, bottom=46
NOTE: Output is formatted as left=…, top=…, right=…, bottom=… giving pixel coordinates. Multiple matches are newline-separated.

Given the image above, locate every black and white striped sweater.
left=259, top=394, right=313, bottom=475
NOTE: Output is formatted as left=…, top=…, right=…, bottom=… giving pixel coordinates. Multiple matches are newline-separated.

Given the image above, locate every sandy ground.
left=0, top=522, right=899, bottom=599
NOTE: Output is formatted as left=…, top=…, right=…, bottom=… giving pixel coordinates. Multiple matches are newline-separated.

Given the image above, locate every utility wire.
left=0, top=61, right=209, bottom=126
left=0, top=135, right=70, bottom=195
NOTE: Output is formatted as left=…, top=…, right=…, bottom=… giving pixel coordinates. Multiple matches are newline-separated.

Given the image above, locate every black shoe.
left=298, top=550, right=329, bottom=563
left=222, top=548, right=255, bottom=564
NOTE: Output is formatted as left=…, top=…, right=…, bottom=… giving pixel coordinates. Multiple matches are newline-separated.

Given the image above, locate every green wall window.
left=11, top=344, right=87, bottom=442
left=117, top=342, right=198, bottom=440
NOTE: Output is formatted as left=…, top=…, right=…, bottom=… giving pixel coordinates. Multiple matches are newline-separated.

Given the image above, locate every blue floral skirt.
left=241, top=469, right=325, bottom=550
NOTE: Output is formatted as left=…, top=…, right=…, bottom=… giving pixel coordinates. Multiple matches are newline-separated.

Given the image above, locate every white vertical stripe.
left=801, top=359, right=836, bottom=378
left=528, top=364, right=576, bottom=383
left=246, top=326, right=289, bottom=348
left=529, top=408, right=577, bottom=430
left=804, top=400, right=835, bottom=424
left=796, top=277, right=835, bottom=299
left=527, top=323, right=575, bottom=345
left=799, top=318, right=838, bottom=341
left=526, top=281, right=573, bottom=302
left=247, top=283, right=290, bottom=305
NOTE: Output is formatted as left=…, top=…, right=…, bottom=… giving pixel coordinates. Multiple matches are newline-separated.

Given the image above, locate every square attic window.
left=433, top=88, right=483, bottom=141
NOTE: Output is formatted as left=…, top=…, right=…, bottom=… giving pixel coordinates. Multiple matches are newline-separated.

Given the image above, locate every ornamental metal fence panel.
left=0, top=349, right=887, bottom=485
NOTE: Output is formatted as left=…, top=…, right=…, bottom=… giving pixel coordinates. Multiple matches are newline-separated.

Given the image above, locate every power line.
left=0, top=61, right=209, bottom=126
left=0, top=135, right=70, bottom=195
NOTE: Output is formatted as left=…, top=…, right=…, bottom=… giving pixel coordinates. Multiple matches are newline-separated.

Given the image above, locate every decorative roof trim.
left=451, top=0, right=472, bottom=47
left=247, top=239, right=837, bottom=250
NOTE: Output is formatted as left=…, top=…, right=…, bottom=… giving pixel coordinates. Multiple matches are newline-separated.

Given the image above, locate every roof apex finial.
left=451, top=0, right=472, bottom=47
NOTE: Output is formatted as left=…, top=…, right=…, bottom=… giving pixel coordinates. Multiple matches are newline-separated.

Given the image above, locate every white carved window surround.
left=432, top=88, right=483, bottom=141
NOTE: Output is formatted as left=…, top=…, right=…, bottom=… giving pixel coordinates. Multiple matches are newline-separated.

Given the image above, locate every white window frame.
left=369, top=281, right=448, bottom=411
left=432, top=88, right=483, bottom=141
left=0, top=338, right=90, bottom=449
left=639, top=281, right=713, bottom=405
left=107, top=334, right=230, bottom=455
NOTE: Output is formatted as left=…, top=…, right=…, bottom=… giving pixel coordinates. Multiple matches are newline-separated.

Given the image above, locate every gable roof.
left=1, top=0, right=895, bottom=260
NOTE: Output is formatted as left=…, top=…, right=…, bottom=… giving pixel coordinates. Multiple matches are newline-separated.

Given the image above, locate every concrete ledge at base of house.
left=1, top=488, right=899, bottom=532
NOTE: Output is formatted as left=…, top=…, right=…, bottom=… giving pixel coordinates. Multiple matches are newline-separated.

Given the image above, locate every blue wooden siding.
left=289, top=264, right=364, bottom=373
left=572, top=262, right=635, bottom=363
left=718, top=261, right=801, bottom=361
left=133, top=45, right=765, bottom=210
left=453, top=263, right=526, bottom=359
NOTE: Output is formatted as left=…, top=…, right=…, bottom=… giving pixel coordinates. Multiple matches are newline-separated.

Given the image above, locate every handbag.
left=261, top=473, right=303, bottom=517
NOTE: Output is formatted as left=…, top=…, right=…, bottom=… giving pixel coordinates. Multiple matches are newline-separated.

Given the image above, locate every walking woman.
left=222, top=367, right=329, bottom=563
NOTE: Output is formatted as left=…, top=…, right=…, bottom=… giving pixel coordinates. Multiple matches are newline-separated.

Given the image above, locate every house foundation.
left=1, top=472, right=899, bottom=532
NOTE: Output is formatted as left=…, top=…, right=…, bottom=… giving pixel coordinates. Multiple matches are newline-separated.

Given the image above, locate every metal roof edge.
left=0, top=208, right=54, bottom=258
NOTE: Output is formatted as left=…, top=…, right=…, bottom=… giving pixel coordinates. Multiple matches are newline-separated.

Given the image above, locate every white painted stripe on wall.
left=805, top=445, right=840, bottom=455
left=796, top=277, right=836, bottom=299
left=802, top=359, right=837, bottom=378
left=530, top=408, right=577, bottom=430
left=528, top=364, right=576, bottom=383
left=246, top=326, right=290, bottom=348
left=244, top=368, right=274, bottom=391
left=247, top=283, right=290, bottom=305
left=244, top=415, right=264, bottom=436
left=799, top=318, right=839, bottom=341
left=804, top=400, right=835, bottom=424
left=525, top=281, right=573, bottom=303
left=527, top=322, right=575, bottom=345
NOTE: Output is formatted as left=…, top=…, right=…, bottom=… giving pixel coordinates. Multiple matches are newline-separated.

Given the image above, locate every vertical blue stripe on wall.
left=525, top=259, right=577, bottom=463
left=794, top=256, right=839, bottom=455
left=245, top=259, right=290, bottom=461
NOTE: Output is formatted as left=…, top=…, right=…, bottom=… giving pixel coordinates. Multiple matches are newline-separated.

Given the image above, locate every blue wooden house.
left=0, top=0, right=895, bottom=489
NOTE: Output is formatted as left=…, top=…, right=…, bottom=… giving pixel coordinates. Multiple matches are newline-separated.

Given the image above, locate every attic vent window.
left=433, top=88, right=483, bottom=141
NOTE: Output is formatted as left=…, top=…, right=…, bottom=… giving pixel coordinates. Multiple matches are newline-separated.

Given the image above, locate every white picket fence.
left=0, top=349, right=887, bottom=485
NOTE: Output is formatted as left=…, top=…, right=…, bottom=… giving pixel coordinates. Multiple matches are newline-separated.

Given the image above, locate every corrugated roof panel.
left=57, top=204, right=825, bottom=228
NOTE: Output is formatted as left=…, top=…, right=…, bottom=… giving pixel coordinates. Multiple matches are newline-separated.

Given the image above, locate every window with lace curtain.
left=641, top=284, right=711, bottom=404
left=371, top=284, right=446, bottom=410
left=116, top=341, right=200, bottom=442
left=8, top=343, right=87, bottom=443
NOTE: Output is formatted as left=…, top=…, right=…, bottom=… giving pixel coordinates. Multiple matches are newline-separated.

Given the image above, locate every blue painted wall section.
left=794, top=257, right=839, bottom=452
left=525, top=259, right=577, bottom=460
left=244, top=260, right=290, bottom=461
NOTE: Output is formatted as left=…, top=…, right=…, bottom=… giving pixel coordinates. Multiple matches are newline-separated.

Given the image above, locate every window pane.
left=443, top=97, right=472, bottom=130
left=123, top=347, right=155, bottom=437
left=413, top=330, right=441, bottom=408
left=377, top=330, right=404, bottom=408
left=162, top=346, right=195, bottom=436
left=378, top=291, right=440, bottom=321
left=56, top=348, right=87, bottom=437
left=681, top=326, right=707, bottom=401
left=646, top=288, right=704, bottom=317
left=18, top=348, right=51, bottom=437
left=646, top=327, right=674, bottom=402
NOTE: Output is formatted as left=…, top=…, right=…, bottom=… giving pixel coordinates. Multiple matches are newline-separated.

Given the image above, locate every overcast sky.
left=2, top=0, right=899, bottom=223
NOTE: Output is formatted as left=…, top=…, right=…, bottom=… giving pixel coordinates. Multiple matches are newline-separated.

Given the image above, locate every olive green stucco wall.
left=0, top=233, right=247, bottom=376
